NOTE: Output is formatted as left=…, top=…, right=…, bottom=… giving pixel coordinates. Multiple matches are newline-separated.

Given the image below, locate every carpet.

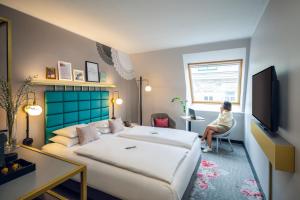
left=189, top=142, right=264, bottom=200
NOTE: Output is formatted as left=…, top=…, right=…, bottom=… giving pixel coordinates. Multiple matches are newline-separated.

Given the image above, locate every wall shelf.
left=31, top=79, right=116, bottom=88
left=251, top=121, right=295, bottom=172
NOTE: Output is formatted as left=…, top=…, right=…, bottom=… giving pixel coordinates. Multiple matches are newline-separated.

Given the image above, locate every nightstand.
left=0, top=145, right=87, bottom=200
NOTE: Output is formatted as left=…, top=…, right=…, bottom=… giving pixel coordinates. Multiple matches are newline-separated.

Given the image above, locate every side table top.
left=0, top=145, right=85, bottom=200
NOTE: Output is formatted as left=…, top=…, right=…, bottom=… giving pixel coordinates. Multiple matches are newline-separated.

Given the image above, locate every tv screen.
left=252, top=66, right=278, bottom=132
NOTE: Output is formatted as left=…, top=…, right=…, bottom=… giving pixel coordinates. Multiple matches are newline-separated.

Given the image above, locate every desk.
left=181, top=116, right=205, bottom=131
left=0, top=145, right=87, bottom=200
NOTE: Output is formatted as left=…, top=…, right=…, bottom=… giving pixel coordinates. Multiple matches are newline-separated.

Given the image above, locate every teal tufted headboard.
left=45, top=91, right=110, bottom=144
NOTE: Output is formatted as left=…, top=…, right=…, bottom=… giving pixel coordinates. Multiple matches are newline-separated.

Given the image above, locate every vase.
left=5, top=114, right=17, bottom=153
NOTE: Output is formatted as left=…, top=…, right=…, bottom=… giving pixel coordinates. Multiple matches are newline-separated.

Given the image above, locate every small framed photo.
left=58, top=61, right=72, bottom=81
left=86, top=61, right=100, bottom=82
left=100, top=71, right=107, bottom=82
left=46, top=67, right=56, bottom=79
left=73, top=69, right=85, bottom=82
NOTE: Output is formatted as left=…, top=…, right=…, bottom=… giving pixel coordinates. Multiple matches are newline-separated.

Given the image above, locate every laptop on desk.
left=188, top=109, right=204, bottom=120
left=189, top=108, right=196, bottom=120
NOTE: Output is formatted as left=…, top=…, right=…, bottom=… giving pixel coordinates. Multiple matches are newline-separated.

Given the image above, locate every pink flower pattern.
left=197, top=160, right=263, bottom=200
left=240, top=179, right=263, bottom=200
left=201, top=160, right=218, bottom=169
left=197, top=160, right=228, bottom=190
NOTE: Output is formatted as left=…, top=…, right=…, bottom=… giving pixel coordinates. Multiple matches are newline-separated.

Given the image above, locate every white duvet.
left=118, top=126, right=198, bottom=149
left=75, top=136, right=188, bottom=184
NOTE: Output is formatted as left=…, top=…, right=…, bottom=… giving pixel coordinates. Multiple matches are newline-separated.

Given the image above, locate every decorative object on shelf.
left=111, top=91, right=123, bottom=119
left=96, top=42, right=113, bottom=65
left=171, top=97, right=187, bottom=114
left=58, top=61, right=72, bottom=81
left=73, top=69, right=85, bottom=82
left=45, top=67, right=56, bottom=79
left=86, top=61, right=100, bottom=82
left=0, top=157, right=36, bottom=185
left=100, top=71, right=107, bottom=82
left=136, top=77, right=152, bottom=125
left=111, top=49, right=135, bottom=80
left=30, top=79, right=116, bottom=88
left=0, top=77, right=32, bottom=150
left=23, top=92, right=42, bottom=146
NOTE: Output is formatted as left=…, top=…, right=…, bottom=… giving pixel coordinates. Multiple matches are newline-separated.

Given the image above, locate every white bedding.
left=42, top=135, right=201, bottom=200
left=118, top=126, right=198, bottom=149
left=75, top=136, right=188, bottom=183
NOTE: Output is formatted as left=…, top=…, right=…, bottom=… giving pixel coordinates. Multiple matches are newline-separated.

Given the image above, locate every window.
left=188, top=59, right=243, bottom=104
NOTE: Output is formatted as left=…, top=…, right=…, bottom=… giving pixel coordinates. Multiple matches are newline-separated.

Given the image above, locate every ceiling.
left=0, top=0, right=269, bottom=54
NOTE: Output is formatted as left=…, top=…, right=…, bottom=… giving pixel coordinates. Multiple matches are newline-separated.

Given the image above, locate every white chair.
left=214, top=118, right=236, bottom=153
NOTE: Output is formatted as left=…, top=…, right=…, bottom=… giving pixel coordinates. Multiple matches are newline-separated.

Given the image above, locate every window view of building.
left=188, top=59, right=242, bottom=104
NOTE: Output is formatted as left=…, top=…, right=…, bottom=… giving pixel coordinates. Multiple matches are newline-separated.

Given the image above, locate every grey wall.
left=0, top=5, right=138, bottom=148
left=245, top=0, right=300, bottom=199
left=131, top=39, right=250, bottom=141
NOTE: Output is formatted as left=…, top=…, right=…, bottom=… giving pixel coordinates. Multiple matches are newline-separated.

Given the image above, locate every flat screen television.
left=252, top=66, right=279, bottom=132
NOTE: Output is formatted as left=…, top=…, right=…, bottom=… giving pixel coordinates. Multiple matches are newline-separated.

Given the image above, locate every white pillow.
left=96, top=127, right=111, bottom=134
left=53, top=124, right=87, bottom=138
left=49, top=135, right=79, bottom=147
left=89, top=120, right=109, bottom=128
left=76, top=126, right=99, bottom=145
left=109, top=118, right=125, bottom=133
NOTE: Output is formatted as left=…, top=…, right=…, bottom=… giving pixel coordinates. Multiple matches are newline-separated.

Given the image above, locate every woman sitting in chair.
left=201, top=101, right=233, bottom=152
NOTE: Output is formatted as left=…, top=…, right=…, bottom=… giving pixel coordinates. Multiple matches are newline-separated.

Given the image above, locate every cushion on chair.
left=154, top=118, right=169, bottom=128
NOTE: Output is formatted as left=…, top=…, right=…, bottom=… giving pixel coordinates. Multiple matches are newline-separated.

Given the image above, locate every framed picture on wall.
left=46, top=67, right=56, bottom=79
left=86, top=61, right=100, bottom=82
left=73, top=69, right=85, bottom=82
left=58, top=61, right=72, bottom=81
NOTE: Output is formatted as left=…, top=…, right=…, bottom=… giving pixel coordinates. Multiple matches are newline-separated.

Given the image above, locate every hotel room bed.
left=43, top=91, right=201, bottom=199
left=42, top=133, right=201, bottom=200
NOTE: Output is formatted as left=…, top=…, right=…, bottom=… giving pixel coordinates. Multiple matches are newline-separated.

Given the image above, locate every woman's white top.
left=216, top=111, right=233, bottom=128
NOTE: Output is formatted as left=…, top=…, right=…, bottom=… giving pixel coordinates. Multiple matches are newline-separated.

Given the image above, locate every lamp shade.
left=25, top=105, right=42, bottom=116
left=116, top=98, right=123, bottom=105
left=145, top=85, right=152, bottom=92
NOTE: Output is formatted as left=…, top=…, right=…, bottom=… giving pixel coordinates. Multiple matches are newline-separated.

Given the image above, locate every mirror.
left=0, top=17, right=12, bottom=130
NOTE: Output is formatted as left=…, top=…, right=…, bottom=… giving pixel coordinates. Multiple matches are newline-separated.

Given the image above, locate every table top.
left=0, top=145, right=84, bottom=200
left=181, top=115, right=205, bottom=121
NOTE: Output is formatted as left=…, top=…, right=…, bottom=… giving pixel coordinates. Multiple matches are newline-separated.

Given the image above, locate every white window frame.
left=188, top=59, right=243, bottom=105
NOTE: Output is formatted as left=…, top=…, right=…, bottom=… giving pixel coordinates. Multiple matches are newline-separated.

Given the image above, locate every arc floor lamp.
left=137, top=76, right=152, bottom=125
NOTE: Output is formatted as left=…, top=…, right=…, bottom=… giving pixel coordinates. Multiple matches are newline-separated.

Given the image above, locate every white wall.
left=245, top=0, right=300, bottom=199
left=131, top=39, right=250, bottom=141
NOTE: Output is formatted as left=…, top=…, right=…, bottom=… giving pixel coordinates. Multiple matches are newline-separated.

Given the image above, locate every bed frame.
left=45, top=90, right=201, bottom=200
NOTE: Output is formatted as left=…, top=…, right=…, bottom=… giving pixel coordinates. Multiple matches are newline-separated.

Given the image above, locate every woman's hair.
left=223, top=101, right=232, bottom=111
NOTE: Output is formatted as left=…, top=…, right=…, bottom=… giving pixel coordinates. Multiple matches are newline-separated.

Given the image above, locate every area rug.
left=189, top=143, right=264, bottom=200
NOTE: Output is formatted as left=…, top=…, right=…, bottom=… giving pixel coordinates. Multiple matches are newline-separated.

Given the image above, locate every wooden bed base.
left=56, top=155, right=201, bottom=200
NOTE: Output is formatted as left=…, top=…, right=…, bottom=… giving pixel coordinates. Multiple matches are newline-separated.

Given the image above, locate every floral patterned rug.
left=189, top=143, right=264, bottom=200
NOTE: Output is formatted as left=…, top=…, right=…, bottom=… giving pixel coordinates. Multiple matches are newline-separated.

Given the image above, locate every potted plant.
left=171, top=97, right=187, bottom=114
left=0, top=78, right=32, bottom=150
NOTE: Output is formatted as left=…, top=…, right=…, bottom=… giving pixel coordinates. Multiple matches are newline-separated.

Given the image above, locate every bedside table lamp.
left=23, top=92, right=42, bottom=146
left=111, top=91, right=123, bottom=119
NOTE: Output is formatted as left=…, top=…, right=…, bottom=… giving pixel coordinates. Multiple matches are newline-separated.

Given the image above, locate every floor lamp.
left=137, top=76, right=152, bottom=125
